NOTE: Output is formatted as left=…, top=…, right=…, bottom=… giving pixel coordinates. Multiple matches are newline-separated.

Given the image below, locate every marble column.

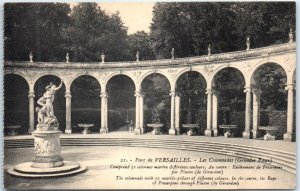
left=100, top=92, right=108, bottom=133
left=134, top=91, right=141, bottom=134
left=139, top=93, right=144, bottom=134
left=169, top=90, right=176, bottom=135
left=28, top=91, right=35, bottom=134
left=243, top=87, right=252, bottom=138
left=175, top=95, right=180, bottom=133
left=212, top=89, right=219, bottom=136
left=205, top=89, right=213, bottom=136
left=284, top=84, right=294, bottom=141
left=252, top=89, right=261, bottom=139
left=65, top=92, right=72, bottom=134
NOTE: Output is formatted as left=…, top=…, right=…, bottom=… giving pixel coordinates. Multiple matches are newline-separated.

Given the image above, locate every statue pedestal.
left=32, top=130, right=63, bottom=168
left=8, top=130, right=86, bottom=178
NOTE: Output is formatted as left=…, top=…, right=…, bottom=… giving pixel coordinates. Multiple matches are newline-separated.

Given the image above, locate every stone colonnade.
left=20, top=74, right=295, bottom=142
left=7, top=42, right=295, bottom=141
left=25, top=81, right=293, bottom=141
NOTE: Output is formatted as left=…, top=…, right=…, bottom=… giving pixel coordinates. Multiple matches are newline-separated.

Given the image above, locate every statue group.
left=36, top=81, right=62, bottom=131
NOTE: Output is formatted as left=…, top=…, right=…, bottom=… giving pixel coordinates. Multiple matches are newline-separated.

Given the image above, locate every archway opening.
left=176, top=71, right=207, bottom=135
left=106, top=75, right=135, bottom=132
left=141, top=73, right=171, bottom=134
left=252, top=63, right=287, bottom=139
left=71, top=75, right=101, bottom=133
left=213, top=68, right=245, bottom=137
left=4, top=74, right=29, bottom=135
left=34, top=75, right=66, bottom=132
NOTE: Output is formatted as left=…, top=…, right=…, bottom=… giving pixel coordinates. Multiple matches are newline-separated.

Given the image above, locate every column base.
left=213, top=129, right=218, bottom=136
left=252, top=130, right=260, bottom=139
left=204, top=129, right=213, bottom=137
left=134, top=128, right=141, bottom=135
left=100, top=128, right=108, bottom=134
left=175, top=128, right=180, bottom=135
left=242, top=131, right=252, bottom=139
left=283, top=132, right=293, bottom=142
left=168, top=128, right=177, bottom=135
left=65, top=129, right=72, bottom=134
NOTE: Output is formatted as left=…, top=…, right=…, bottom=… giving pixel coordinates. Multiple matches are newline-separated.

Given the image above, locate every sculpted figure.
left=36, top=81, right=62, bottom=131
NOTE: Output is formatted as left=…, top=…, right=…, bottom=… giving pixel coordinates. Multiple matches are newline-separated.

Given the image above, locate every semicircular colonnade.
left=4, top=41, right=296, bottom=141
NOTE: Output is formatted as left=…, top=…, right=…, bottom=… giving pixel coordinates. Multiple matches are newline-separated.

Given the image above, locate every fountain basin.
left=5, top=125, right=21, bottom=136
left=182, top=124, right=200, bottom=136
left=78, top=124, right=94, bottom=134
left=219, top=125, right=237, bottom=138
left=147, top=124, right=163, bottom=135
left=259, top=126, right=279, bottom=141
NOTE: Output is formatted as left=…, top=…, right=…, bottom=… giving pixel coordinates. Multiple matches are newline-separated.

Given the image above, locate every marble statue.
left=36, top=81, right=62, bottom=131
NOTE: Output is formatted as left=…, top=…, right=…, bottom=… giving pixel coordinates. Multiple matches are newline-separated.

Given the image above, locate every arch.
left=141, top=72, right=171, bottom=133
left=249, top=62, right=288, bottom=85
left=105, top=72, right=136, bottom=91
left=174, top=69, right=207, bottom=88
left=4, top=73, right=30, bottom=90
left=210, top=65, right=246, bottom=89
left=33, top=73, right=64, bottom=89
left=138, top=70, right=172, bottom=91
left=34, top=75, right=66, bottom=132
left=292, top=67, right=296, bottom=83
left=71, top=75, right=101, bottom=133
left=248, top=59, right=289, bottom=86
left=4, top=74, right=30, bottom=135
left=106, top=74, right=136, bottom=132
left=211, top=66, right=246, bottom=88
left=69, top=73, right=101, bottom=92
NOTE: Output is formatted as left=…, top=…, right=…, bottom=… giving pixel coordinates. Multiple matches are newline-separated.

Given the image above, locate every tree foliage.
left=150, top=2, right=295, bottom=58
left=127, top=31, right=155, bottom=61
left=4, top=3, right=71, bottom=61
left=62, top=3, right=129, bottom=62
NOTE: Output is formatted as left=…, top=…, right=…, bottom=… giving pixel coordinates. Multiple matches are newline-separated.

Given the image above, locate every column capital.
left=134, top=91, right=141, bottom=97
left=100, top=92, right=108, bottom=98
left=28, top=91, right=35, bottom=98
left=285, top=83, right=295, bottom=90
left=211, top=88, right=219, bottom=96
left=65, top=91, right=72, bottom=98
left=244, top=87, right=251, bottom=93
left=251, top=89, right=262, bottom=95
left=169, top=90, right=176, bottom=96
left=205, top=88, right=212, bottom=95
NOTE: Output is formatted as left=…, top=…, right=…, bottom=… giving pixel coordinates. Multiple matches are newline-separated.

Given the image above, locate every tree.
left=62, top=3, right=129, bottom=62
left=4, top=3, right=71, bottom=61
left=233, top=2, right=295, bottom=49
left=150, top=2, right=295, bottom=59
left=150, top=2, right=238, bottom=59
left=127, top=31, right=155, bottom=61
left=254, top=64, right=287, bottom=110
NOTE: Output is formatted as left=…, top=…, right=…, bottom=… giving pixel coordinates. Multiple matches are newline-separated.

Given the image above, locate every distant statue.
left=36, top=81, right=62, bottom=131
left=171, top=48, right=175, bottom=59
left=208, top=44, right=211, bottom=56
left=29, top=51, right=33, bottom=63
left=66, top=53, right=69, bottom=63
left=246, top=37, right=250, bottom=51
left=101, top=52, right=105, bottom=63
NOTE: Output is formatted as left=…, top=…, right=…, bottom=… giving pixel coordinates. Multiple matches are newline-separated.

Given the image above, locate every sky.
left=71, top=3, right=154, bottom=34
